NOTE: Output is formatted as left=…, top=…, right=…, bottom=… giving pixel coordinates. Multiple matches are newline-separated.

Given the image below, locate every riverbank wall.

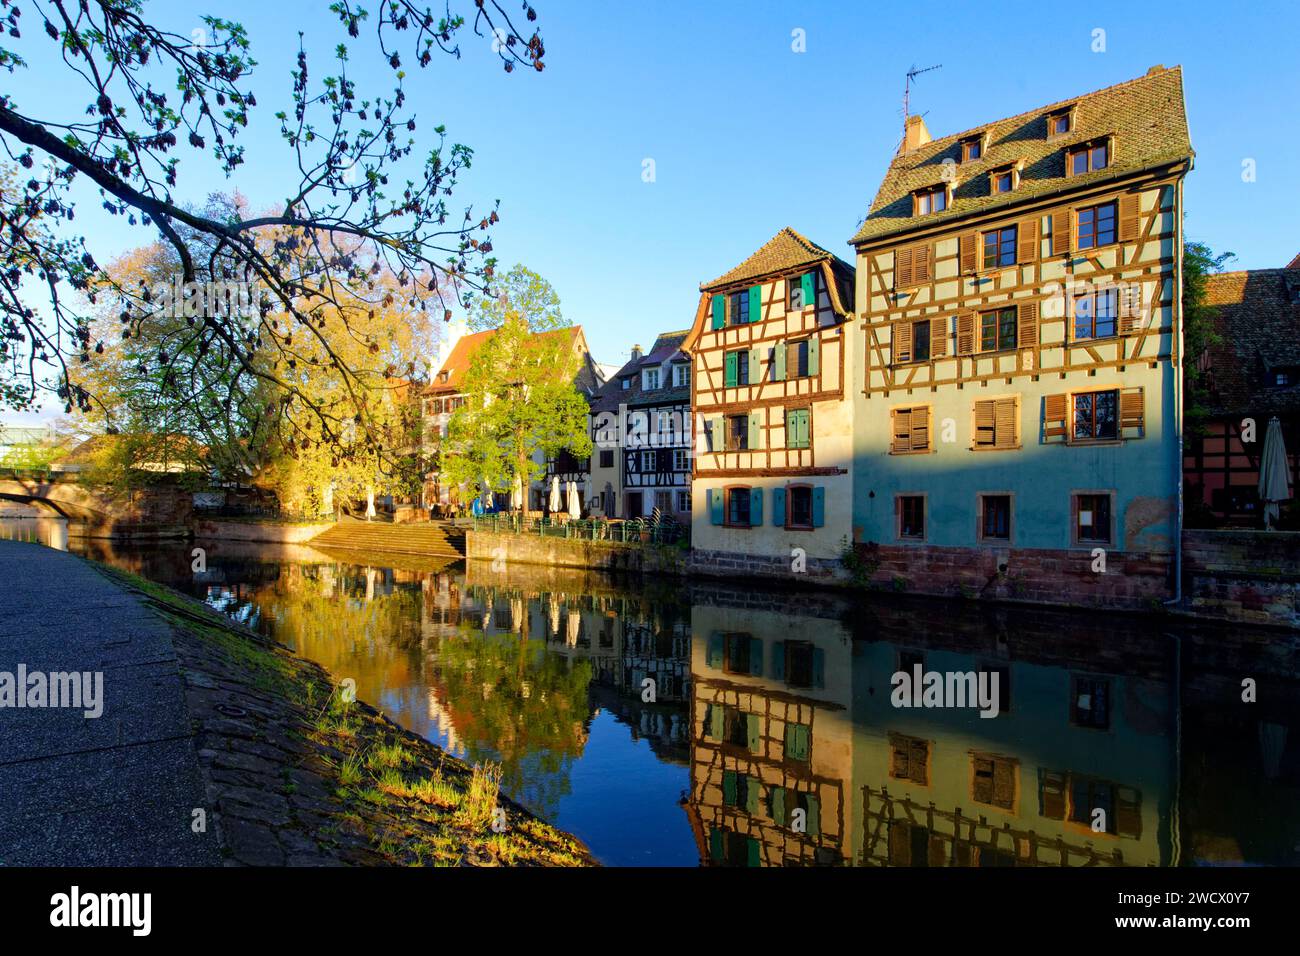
left=194, top=517, right=335, bottom=544
left=1183, top=530, right=1300, bottom=629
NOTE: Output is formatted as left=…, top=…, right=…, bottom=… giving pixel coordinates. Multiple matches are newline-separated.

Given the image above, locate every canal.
left=61, top=532, right=1300, bottom=867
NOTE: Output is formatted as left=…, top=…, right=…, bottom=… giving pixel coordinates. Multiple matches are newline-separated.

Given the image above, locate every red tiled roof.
left=425, top=327, right=582, bottom=394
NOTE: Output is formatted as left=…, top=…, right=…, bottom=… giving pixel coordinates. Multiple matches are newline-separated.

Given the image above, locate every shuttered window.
left=1118, top=193, right=1141, bottom=242
left=1051, top=209, right=1072, bottom=255
left=980, top=306, right=1017, bottom=352
left=972, top=754, right=1017, bottom=810
left=785, top=407, right=810, bottom=449
left=982, top=225, right=1017, bottom=269
left=973, top=398, right=1018, bottom=449
left=889, top=734, right=930, bottom=785
left=891, top=406, right=930, bottom=453
left=894, top=242, right=932, bottom=289
left=1043, top=393, right=1069, bottom=442
left=1073, top=287, right=1119, bottom=339
left=957, top=312, right=976, bottom=355
left=1078, top=201, right=1117, bottom=249
left=729, top=289, right=749, bottom=325
left=1118, top=283, right=1144, bottom=334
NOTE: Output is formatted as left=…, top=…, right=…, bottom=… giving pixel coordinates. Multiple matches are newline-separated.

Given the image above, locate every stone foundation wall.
left=195, top=518, right=335, bottom=544
left=1183, top=530, right=1300, bottom=628
left=686, top=548, right=847, bottom=585
left=466, top=530, right=688, bottom=576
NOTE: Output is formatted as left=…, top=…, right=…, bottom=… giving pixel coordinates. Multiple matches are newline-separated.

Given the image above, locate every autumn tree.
left=441, top=264, right=591, bottom=503
left=0, top=0, right=545, bottom=465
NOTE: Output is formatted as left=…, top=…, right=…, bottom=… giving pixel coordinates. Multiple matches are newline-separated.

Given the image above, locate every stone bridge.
left=0, top=473, right=191, bottom=537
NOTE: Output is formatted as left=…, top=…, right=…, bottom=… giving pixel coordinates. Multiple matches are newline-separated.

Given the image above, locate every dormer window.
left=621, top=377, right=632, bottom=390
left=438, top=370, right=450, bottom=383
left=1067, top=137, right=1111, bottom=176
left=913, top=184, right=949, bottom=216
left=960, top=134, right=986, bottom=163
left=1273, top=366, right=1299, bottom=387
left=643, top=368, right=660, bottom=391
left=990, top=162, right=1020, bottom=194
left=1047, top=107, right=1075, bottom=138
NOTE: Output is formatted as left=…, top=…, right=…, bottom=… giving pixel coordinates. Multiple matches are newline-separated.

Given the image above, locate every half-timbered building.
left=682, top=228, right=856, bottom=577
left=848, top=66, right=1193, bottom=606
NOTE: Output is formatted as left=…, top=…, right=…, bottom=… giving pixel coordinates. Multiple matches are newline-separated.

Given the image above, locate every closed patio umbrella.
left=511, top=472, right=524, bottom=512
left=566, top=607, right=580, bottom=647
left=548, top=476, right=561, bottom=514
left=1258, top=416, right=1292, bottom=530
left=567, top=480, right=580, bottom=520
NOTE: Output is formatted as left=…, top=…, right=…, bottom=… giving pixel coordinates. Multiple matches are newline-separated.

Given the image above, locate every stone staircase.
left=308, top=520, right=466, bottom=559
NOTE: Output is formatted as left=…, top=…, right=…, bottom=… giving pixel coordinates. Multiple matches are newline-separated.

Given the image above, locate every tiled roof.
left=701, top=227, right=852, bottom=291
left=1288, top=252, right=1300, bottom=270
left=1199, top=268, right=1300, bottom=416
left=590, top=330, right=691, bottom=414
left=851, top=66, right=1193, bottom=245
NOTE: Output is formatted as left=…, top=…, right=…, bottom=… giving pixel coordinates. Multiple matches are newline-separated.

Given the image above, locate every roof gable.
left=851, top=66, right=1193, bottom=245
left=701, top=227, right=851, bottom=292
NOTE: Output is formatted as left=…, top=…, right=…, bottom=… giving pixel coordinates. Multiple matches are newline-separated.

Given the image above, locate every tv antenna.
left=902, top=63, right=942, bottom=125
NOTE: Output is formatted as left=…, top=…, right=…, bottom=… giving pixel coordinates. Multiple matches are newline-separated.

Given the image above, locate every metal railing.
left=470, top=513, right=686, bottom=545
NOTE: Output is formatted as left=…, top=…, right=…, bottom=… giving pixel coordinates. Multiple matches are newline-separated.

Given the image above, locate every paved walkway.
left=0, top=540, right=220, bottom=865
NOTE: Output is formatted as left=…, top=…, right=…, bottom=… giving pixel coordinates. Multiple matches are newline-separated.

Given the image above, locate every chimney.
left=630, top=344, right=643, bottom=362
left=1146, top=64, right=1166, bottom=76
left=901, top=114, right=932, bottom=153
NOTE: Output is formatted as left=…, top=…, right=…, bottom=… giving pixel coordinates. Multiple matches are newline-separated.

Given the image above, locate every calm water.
left=68, top=534, right=1300, bottom=867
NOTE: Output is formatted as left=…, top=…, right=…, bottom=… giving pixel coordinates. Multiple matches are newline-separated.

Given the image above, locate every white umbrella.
left=549, top=595, right=560, bottom=637
left=548, top=475, right=561, bottom=514
left=1258, top=416, right=1292, bottom=530
left=566, top=607, right=580, bottom=647
left=567, top=480, right=580, bottom=520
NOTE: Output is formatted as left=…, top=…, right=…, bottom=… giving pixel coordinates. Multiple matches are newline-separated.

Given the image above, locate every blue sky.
left=7, top=0, right=1299, bottom=424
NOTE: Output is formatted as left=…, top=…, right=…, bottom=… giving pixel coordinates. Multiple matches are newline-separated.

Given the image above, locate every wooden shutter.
left=772, top=341, right=787, bottom=381
left=1118, top=284, right=1143, bottom=334
left=1117, top=193, right=1140, bottom=243
left=893, top=320, right=913, bottom=364
left=956, top=312, right=976, bottom=355
left=974, top=400, right=996, bottom=447
left=973, top=757, right=994, bottom=805
left=1040, top=771, right=1067, bottom=820
left=801, top=271, right=815, bottom=309
left=914, top=243, right=932, bottom=282
left=889, top=737, right=910, bottom=778
left=930, top=317, right=948, bottom=357
left=895, top=246, right=915, bottom=288
left=995, top=398, right=1018, bottom=449
left=1017, top=301, right=1039, bottom=348
left=708, top=416, right=723, bottom=452
left=992, top=759, right=1015, bottom=808
left=749, top=347, right=762, bottom=384
left=1120, top=387, right=1145, bottom=434
left=910, top=407, right=930, bottom=451
left=1051, top=209, right=1072, bottom=255
left=807, top=335, right=820, bottom=376
left=1017, top=217, right=1039, bottom=263
left=748, top=409, right=764, bottom=449
left=891, top=408, right=911, bottom=454
left=959, top=231, right=977, bottom=274
left=749, top=284, right=762, bottom=323
left=1043, top=393, right=1069, bottom=441
left=771, top=486, right=786, bottom=526
left=724, top=351, right=737, bottom=387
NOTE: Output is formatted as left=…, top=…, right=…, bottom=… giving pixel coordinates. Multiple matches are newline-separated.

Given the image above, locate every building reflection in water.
left=70, top=538, right=1300, bottom=867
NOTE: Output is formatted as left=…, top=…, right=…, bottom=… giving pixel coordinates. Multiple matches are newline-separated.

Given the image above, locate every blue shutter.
left=707, top=631, right=724, bottom=668
left=749, top=284, right=762, bottom=323
left=801, top=271, right=815, bottom=308
left=748, top=638, right=763, bottom=677
left=771, top=486, right=786, bottom=526
left=813, top=648, right=825, bottom=688
left=711, top=294, right=725, bottom=330
left=812, top=486, right=825, bottom=527
left=750, top=487, right=763, bottom=526
left=708, top=488, right=723, bottom=525
left=771, top=641, right=785, bottom=680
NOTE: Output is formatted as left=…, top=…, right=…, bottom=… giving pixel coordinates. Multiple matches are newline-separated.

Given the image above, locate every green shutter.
left=749, top=348, right=762, bottom=382
left=724, top=352, right=738, bottom=388
left=708, top=488, right=723, bottom=525
left=785, top=722, right=809, bottom=761
left=771, top=641, right=785, bottom=680
left=747, top=410, right=763, bottom=449
left=711, top=294, right=725, bottom=330
left=807, top=335, right=820, bottom=376
left=749, top=284, right=762, bottom=323
left=771, top=486, right=786, bottom=526
left=787, top=408, right=808, bottom=449
left=805, top=793, right=821, bottom=837
left=746, top=836, right=761, bottom=868
left=708, top=704, right=725, bottom=740
left=745, top=774, right=761, bottom=813
left=771, top=787, right=787, bottom=826
left=722, top=769, right=737, bottom=806
left=801, top=271, right=815, bottom=308
left=750, top=487, right=763, bottom=525
left=709, top=827, right=725, bottom=861
left=748, top=639, right=763, bottom=678
left=812, top=486, right=825, bottom=527
left=773, top=341, right=787, bottom=381
left=709, top=416, right=723, bottom=452
left=813, top=648, right=825, bottom=688
left=707, top=631, right=724, bottom=667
